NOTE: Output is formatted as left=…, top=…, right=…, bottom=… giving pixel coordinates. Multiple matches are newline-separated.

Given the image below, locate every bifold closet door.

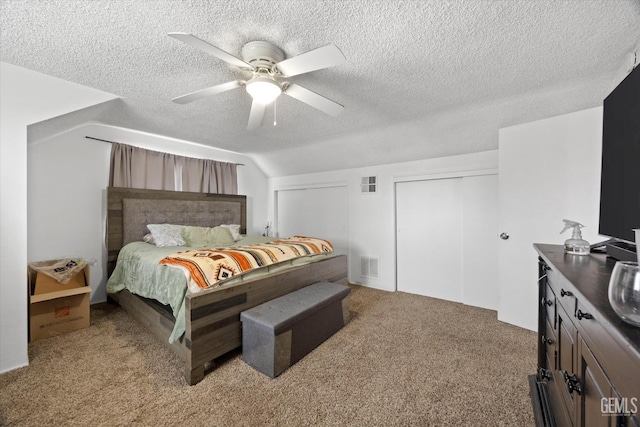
left=276, top=186, right=349, bottom=256
left=396, top=178, right=464, bottom=302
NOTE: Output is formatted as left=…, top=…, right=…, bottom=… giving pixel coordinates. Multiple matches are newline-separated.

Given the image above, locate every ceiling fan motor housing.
left=241, top=41, right=285, bottom=72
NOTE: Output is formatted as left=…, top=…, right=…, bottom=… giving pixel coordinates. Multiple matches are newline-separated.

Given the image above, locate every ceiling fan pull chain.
left=273, top=99, right=277, bottom=126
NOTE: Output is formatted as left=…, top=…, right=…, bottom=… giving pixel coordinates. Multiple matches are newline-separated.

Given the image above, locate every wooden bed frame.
left=106, top=187, right=348, bottom=385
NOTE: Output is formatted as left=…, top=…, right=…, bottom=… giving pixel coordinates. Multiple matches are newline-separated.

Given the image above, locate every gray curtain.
left=109, top=143, right=175, bottom=190
left=109, top=142, right=238, bottom=194
left=181, top=156, right=237, bottom=194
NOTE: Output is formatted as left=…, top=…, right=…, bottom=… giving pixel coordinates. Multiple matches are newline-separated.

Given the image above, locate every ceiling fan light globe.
left=246, top=78, right=282, bottom=104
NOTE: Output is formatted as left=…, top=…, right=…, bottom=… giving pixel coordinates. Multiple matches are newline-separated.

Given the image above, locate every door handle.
left=499, top=232, right=510, bottom=240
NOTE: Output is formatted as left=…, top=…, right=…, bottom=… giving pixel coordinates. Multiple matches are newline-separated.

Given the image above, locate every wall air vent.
left=360, top=256, right=379, bottom=279
left=360, top=176, right=377, bottom=193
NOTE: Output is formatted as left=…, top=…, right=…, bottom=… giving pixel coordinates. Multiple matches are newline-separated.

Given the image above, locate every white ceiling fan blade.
left=247, top=100, right=266, bottom=130
left=285, top=83, right=344, bottom=116
left=276, top=44, right=345, bottom=77
left=172, top=80, right=241, bottom=104
left=168, top=32, right=254, bottom=70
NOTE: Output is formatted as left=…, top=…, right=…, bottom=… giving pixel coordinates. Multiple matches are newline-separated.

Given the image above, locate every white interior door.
left=276, top=186, right=349, bottom=256
left=498, top=108, right=603, bottom=331
left=396, top=178, right=464, bottom=302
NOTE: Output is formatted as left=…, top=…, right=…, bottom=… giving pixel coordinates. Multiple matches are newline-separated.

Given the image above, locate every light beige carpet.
left=0, top=284, right=536, bottom=426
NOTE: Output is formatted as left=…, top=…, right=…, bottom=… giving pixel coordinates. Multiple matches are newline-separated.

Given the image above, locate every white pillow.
left=146, top=224, right=186, bottom=247
left=220, top=224, right=241, bottom=241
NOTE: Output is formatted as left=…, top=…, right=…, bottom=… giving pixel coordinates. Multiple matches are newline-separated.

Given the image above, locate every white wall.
left=0, top=62, right=118, bottom=374
left=27, top=123, right=268, bottom=304
left=276, top=185, right=349, bottom=255
left=269, top=150, right=499, bottom=291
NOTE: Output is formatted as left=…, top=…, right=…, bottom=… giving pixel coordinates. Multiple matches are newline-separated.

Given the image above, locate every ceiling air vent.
left=360, top=256, right=379, bottom=279
left=361, top=176, right=377, bottom=193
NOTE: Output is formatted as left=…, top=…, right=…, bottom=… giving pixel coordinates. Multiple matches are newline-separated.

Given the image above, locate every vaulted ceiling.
left=2, top=1, right=639, bottom=176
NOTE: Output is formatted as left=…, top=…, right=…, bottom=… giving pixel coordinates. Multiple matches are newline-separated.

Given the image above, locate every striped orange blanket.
left=159, top=236, right=334, bottom=292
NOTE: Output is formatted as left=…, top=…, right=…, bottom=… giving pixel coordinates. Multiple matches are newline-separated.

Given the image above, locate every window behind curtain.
left=109, top=142, right=238, bottom=194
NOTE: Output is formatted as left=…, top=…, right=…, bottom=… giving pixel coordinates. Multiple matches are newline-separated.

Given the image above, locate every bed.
left=105, top=187, right=348, bottom=385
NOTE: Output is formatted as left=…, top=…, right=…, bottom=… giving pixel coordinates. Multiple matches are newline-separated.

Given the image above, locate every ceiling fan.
left=168, top=33, right=346, bottom=130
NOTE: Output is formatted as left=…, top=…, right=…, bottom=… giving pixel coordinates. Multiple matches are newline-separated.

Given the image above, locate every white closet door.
left=276, top=186, right=349, bottom=256
left=396, top=174, right=498, bottom=307
left=462, top=174, right=498, bottom=310
left=396, top=178, right=464, bottom=302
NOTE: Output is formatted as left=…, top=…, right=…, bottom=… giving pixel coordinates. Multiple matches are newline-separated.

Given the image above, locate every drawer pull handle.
left=541, top=335, right=553, bottom=345
left=539, top=368, right=552, bottom=380
left=577, top=309, right=593, bottom=321
left=541, top=297, right=553, bottom=307
left=562, top=370, right=583, bottom=395
left=560, top=289, right=573, bottom=297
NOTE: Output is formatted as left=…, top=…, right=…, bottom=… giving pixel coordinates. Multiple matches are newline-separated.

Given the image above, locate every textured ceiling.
left=2, top=1, right=639, bottom=176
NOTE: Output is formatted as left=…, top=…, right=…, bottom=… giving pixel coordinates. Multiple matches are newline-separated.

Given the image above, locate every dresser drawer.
left=573, top=299, right=601, bottom=346
left=546, top=267, right=576, bottom=317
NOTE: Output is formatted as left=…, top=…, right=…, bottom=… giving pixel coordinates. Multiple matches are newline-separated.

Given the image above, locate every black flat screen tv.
left=598, top=63, right=640, bottom=258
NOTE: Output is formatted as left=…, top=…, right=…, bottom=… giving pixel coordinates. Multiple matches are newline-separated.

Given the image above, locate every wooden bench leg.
left=187, top=364, right=205, bottom=386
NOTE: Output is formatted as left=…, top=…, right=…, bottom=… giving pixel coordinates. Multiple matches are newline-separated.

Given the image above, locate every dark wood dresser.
left=530, top=244, right=640, bottom=427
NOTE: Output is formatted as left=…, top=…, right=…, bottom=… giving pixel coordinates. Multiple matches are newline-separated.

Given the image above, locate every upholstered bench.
left=240, top=281, right=351, bottom=378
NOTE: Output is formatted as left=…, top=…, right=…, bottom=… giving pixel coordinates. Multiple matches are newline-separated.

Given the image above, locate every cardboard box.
left=31, top=260, right=90, bottom=295
left=28, top=262, right=91, bottom=342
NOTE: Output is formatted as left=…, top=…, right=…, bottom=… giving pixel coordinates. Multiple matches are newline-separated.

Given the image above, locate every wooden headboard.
left=106, top=187, right=247, bottom=275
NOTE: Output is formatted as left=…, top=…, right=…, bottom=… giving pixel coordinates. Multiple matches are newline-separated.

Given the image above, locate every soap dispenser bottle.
left=560, top=219, right=590, bottom=255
